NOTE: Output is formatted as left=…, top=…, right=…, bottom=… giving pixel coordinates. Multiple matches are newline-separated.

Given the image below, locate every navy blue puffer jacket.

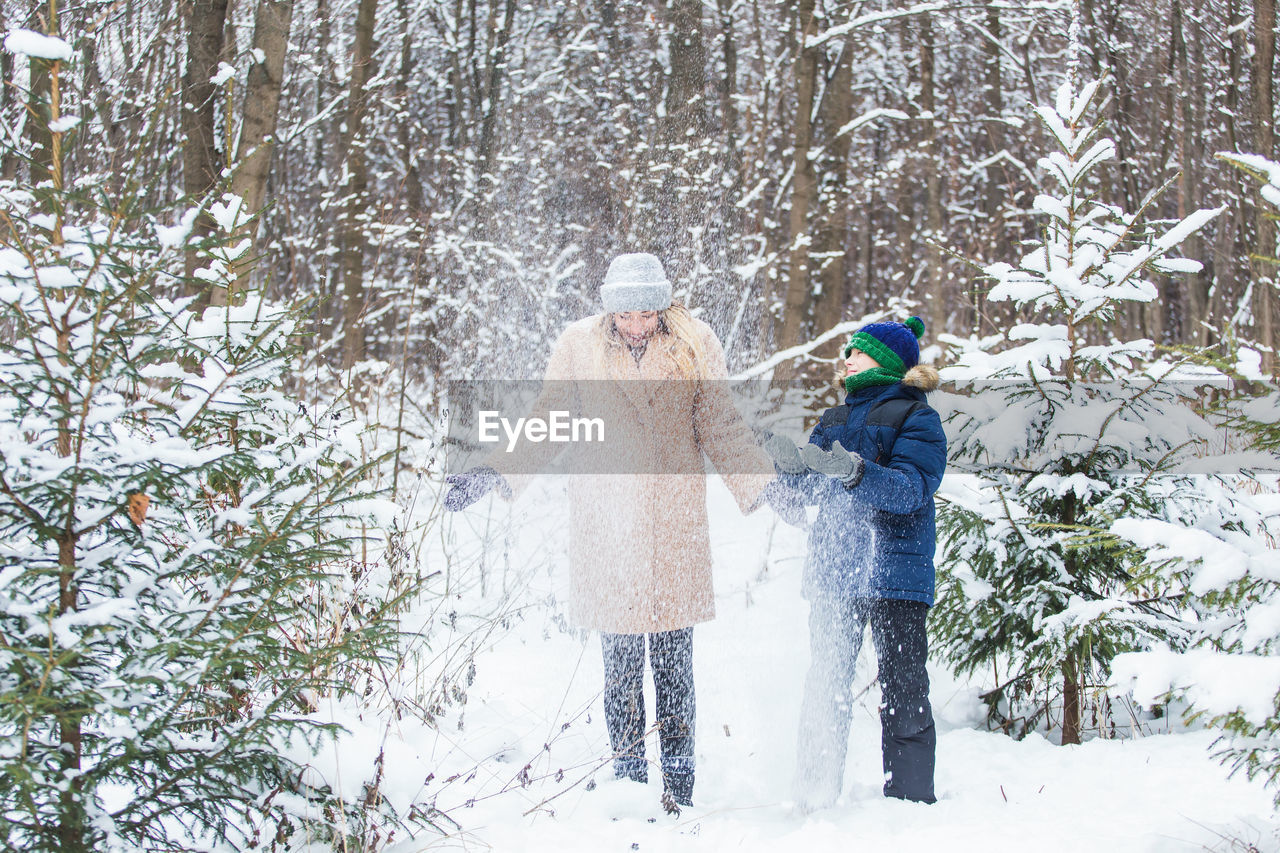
left=787, top=366, right=947, bottom=605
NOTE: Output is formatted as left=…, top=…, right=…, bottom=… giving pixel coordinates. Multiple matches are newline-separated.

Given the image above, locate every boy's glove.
left=800, top=442, right=865, bottom=489
left=761, top=479, right=808, bottom=528
left=443, top=466, right=510, bottom=510
left=763, top=433, right=806, bottom=475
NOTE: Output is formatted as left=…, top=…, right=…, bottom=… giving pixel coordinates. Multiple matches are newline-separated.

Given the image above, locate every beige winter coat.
left=492, top=314, right=775, bottom=634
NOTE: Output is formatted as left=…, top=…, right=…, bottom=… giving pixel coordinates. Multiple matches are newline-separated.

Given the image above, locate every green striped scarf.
left=844, top=366, right=903, bottom=395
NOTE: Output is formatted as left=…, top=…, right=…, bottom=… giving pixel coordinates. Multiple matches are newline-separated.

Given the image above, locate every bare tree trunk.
left=396, top=0, right=423, bottom=212
left=25, top=19, right=55, bottom=187
left=716, top=0, right=743, bottom=203
left=76, top=9, right=123, bottom=181
left=1177, top=0, right=1209, bottom=346
left=1, top=10, right=15, bottom=180
left=1061, top=491, right=1082, bottom=745
left=599, top=0, right=622, bottom=58
left=1099, top=1, right=1140, bottom=212
left=182, top=0, right=229, bottom=301
left=312, top=0, right=341, bottom=331
left=747, top=0, right=771, bottom=234
left=340, top=0, right=379, bottom=371
left=1079, top=0, right=1103, bottom=80
left=711, top=0, right=746, bottom=306
left=893, top=18, right=920, bottom=312
left=1226, top=0, right=1245, bottom=154
left=1149, top=0, right=1185, bottom=346
left=776, top=0, right=818, bottom=375
left=980, top=2, right=1005, bottom=337
left=1217, top=0, right=1247, bottom=333
left=748, top=0, right=778, bottom=354
left=465, top=0, right=480, bottom=115
left=56, top=533, right=85, bottom=851
left=222, top=0, right=240, bottom=158
left=982, top=3, right=1003, bottom=224
left=477, top=0, right=515, bottom=173
left=1254, top=0, right=1277, bottom=372
left=651, top=0, right=708, bottom=253
left=812, top=38, right=853, bottom=348
left=222, top=0, right=294, bottom=305
left=1093, top=1, right=1143, bottom=338
left=445, top=0, right=468, bottom=151
left=859, top=127, right=883, bottom=316
left=1061, top=648, right=1082, bottom=745
left=661, top=0, right=709, bottom=148
left=919, top=13, right=945, bottom=338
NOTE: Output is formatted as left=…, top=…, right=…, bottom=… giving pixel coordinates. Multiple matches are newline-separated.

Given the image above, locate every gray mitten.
left=800, top=442, right=866, bottom=488
left=764, top=433, right=806, bottom=475
left=443, top=466, right=510, bottom=510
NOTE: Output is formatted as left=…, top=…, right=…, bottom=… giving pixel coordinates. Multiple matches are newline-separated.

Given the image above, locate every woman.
left=445, top=253, right=801, bottom=810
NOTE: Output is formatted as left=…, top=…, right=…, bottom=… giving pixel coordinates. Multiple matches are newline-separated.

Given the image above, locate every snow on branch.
left=731, top=305, right=903, bottom=380
left=3, top=28, right=73, bottom=61
left=833, top=108, right=910, bottom=140
left=1111, top=648, right=1280, bottom=727
left=731, top=318, right=866, bottom=380
left=806, top=2, right=950, bottom=49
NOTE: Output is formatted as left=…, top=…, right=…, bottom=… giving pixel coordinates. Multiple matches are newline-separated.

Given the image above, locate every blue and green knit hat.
left=843, top=316, right=926, bottom=377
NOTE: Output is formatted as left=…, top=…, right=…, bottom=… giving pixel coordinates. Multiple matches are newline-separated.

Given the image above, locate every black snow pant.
left=600, top=628, right=695, bottom=800
left=795, top=596, right=936, bottom=805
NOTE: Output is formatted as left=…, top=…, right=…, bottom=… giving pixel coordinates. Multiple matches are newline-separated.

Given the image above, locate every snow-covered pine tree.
left=0, top=23, right=406, bottom=852
left=933, top=78, right=1224, bottom=744
left=1102, top=154, right=1280, bottom=802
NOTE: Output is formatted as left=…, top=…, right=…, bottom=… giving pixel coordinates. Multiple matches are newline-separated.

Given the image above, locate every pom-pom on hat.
left=600, top=253, right=673, bottom=313
left=843, top=316, right=926, bottom=377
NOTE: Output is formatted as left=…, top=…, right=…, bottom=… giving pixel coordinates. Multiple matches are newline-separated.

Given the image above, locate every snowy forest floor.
left=317, top=476, right=1279, bottom=853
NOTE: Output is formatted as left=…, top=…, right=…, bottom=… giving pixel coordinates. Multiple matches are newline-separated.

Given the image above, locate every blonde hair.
left=600, top=300, right=707, bottom=379
left=657, top=301, right=707, bottom=379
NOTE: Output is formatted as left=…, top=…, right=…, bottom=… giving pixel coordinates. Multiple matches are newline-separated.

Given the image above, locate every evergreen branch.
left=1071, top=173, right=1181, bottom=303
left=993, top=483, right=1033, bottom=549
left=0, top=469, right=49, bottom=530
left=1081, top=376, right=1171, bottom=471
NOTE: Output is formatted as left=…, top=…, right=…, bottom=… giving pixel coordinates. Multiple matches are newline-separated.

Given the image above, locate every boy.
left=767, top=315, right=946, bottom=810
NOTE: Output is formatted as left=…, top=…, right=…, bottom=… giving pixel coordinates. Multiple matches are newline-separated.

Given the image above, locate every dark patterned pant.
left=600, top=627, right=695, bottom=783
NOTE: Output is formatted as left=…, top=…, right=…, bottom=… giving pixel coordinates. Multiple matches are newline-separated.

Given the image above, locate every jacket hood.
left=903, top=364, right=940, bottom=392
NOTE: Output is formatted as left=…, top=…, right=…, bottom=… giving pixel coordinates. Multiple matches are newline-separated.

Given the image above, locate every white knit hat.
left=600, top=253, right=672, bottom=313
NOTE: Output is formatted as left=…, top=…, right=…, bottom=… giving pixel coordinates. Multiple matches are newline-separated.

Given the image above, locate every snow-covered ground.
left=321, top=476, right=1278, bottom=853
